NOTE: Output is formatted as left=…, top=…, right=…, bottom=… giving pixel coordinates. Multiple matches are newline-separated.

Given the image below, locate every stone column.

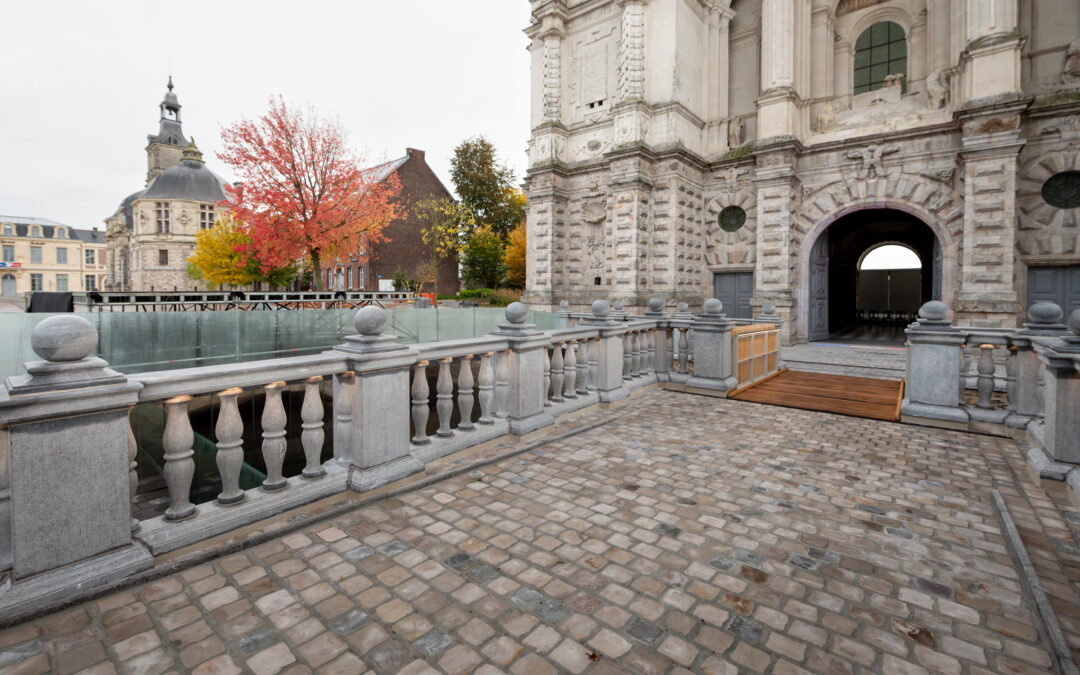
left=757, top=0, right=805, bottom=139
left=1031, top=311, right=1080, bottom=467
left=490, top=303, right=555, bottom=434
left=333, top=306, right=423, bottom=491
left=581, top=300, right=631, bottom=402
left=901, top=302, right=969, bottom=426
left=686, top=299, right=738, bottom=393
left=0, top=315, right=150, bottom=586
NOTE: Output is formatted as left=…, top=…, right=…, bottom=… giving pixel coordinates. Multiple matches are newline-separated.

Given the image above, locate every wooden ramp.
left=729, top=369, right=904, bottom=422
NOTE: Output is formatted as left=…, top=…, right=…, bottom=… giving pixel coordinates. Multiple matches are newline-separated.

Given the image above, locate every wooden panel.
left=733, top=323, right=775, bottom=336
left=730, top=369, right=903, bottom=422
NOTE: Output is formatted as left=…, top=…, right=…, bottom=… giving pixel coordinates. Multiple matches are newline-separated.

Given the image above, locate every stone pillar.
left=962, top=0, right=1022, bottom=102
left=955, top=100, right=1025, bottom=326
left=705, top=7, right=734, bottom=156
left=581, top=300, right=631, bottom=402
left=333, top=306, right=423, bottom=491
left=901, top=302, right=969, bottom=425
left=757, top=0, right=806, bottom=139
left=491, top=303, right=555, bottom=434
left=557, top=299, right=572, bottom=328
left=752, top=141, right=798, bottom=343
left=1031, top=311, right=1080, bottom=466
left=686, top=299, right=738, bottom=393
left=643, top=297, right=673, bottom=380
left=1008, top=302, right=1066, bottom=427
left=0, top=315, right=150, bottom=584
left=612, top=0, right=651, bottom=150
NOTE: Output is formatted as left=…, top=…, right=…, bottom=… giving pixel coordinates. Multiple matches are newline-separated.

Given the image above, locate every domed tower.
left=145, top=77, right=189, bottom=184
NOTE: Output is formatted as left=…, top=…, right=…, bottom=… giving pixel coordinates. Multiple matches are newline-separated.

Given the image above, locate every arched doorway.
left=807, top=209, right=941, bottom=344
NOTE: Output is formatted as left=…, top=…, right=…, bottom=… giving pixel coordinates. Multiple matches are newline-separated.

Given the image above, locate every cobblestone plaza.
left=1, top=388, right=1075, bottom=674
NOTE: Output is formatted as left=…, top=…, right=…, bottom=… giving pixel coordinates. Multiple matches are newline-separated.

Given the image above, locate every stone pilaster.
left=523, top=169, right=569, bottom=310
left=705, top=7, right=734, bottom=157
left=756, top=0, right=805, bottom=140
left=961, top=0, right=1023, bottom=103
left=955, top=98, right=1027, bottom=326
left=752, top=140, right=799, bottom=343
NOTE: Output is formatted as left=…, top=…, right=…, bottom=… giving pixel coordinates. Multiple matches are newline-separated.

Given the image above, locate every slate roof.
left=141, top=160, right=229, bottom=203
left=0, top=216, right=105, bottom=244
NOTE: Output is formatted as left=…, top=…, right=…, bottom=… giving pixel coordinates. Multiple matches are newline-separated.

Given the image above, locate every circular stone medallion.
left=719, top=206, right=747, bottom=233
left=1042, top=171, right=1080, bottom=209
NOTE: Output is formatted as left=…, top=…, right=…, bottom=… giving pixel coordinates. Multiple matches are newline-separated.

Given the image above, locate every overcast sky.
left=1, top=0, right=533, bottom=230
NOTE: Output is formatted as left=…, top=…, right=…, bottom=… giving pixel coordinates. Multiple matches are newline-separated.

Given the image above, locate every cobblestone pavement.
left=0, top=389, right=1071, bottom=674
left=783, top=344, right=906, bottom=380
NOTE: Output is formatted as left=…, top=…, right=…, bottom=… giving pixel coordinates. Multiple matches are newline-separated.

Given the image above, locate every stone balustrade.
left=0, top=294, right=775, bottom=622
left=902, top=301, right=1080, bottom=492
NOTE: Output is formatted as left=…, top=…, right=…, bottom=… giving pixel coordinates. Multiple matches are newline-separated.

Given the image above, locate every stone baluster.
left=588, top=337, right=599, bottom=391
left=496, top=349, right=512, bottom=418
left=411, top=361, right=431, bottom=444
left=335, top=371, right=355, bottom=461
left=976, top=345, right=995, bottom=409
left=563, top=339, right=577, bottom=398
left=215, top=387, right=245, bottom=504
left=436, top=357, right=454, bottom=437
left=162, top=395, right=196, bottom=521
left=1005, top=347, right=1018, bottom=411
left=261, top=382, right=288, bottom=492
left=575, top=340, right=589, bottom=395
left=301, top=376, right=326, bottom=478
left=458, top=355, right=476, bottom=430
left=643, top=326, right=652, bottom=373
left=678, top=328, right=689, bottom=374
left=633, top=331, right=642, bottom=377
left=543, top=346, right=552, bottom=405
left=478, top=352, right=495, bottom=424
left=551, top=342, right=565, bottom=403
left=623, top=333, right=632, bottom=380
left=128, top=418, right=139, bottom=533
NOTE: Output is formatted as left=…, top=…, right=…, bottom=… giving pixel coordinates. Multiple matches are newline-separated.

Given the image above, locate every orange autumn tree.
left=218, top=97, right=401, bottom=290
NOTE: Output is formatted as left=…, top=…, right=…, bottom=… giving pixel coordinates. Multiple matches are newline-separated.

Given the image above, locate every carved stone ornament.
left=846, top=143, right=900, bottom=180
left=582, top=199, right=607, bottom=225
left=728, top=117, right=744, bottom=148
left=1064, top=40, right=1080, bottom=84
left=815, top=101, right=836, bottom=133
left=926, top=70, right=949, bottom=109
left=919, top=168, right=955, bottom=185
left=179, top=213, right=191, bottom=226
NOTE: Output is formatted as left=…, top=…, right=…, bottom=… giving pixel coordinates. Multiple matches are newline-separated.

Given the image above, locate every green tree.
left=187, top=215, right=296, bottom=289
left=461, top=225, right=506, bottom=289
left=450, top=137, right=525, bottom=239
left=414, top=197, right=473, bottom=298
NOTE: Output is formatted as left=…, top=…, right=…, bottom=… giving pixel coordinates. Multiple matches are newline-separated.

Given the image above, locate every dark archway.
left=808, top=209, right=940, bottom=343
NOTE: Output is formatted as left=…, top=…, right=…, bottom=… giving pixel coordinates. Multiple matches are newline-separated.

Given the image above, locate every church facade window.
left=158, top=249, right=169, bottom=266
left=853, top=21, right=907, bottom=94
left=156, top=202, right=171, bottom=234
left=200, top=205, right=215, bottom=230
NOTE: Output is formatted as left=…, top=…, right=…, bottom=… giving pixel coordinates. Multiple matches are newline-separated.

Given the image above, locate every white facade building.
left=524, top=0, right=1080, bottom=343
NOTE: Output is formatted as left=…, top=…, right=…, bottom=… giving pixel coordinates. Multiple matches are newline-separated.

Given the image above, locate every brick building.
left=321, top=148, right=460, bottom=294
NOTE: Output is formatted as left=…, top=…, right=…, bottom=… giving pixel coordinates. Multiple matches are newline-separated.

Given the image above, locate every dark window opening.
left=594, top=276, right=602, bottom=286
left=853, top=21, right=907, bottom=95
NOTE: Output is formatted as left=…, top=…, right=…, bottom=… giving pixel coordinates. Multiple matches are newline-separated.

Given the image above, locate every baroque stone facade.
left=524, top=0, right=1080, bottom=343
left=104, top=79, right=230, bottom=291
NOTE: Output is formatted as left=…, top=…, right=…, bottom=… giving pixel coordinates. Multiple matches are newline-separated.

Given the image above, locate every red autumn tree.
left=218, top=97, right=401, bottom=290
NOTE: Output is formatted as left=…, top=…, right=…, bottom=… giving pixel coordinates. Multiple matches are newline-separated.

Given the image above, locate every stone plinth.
left=901, top=302, right=969, bottom=425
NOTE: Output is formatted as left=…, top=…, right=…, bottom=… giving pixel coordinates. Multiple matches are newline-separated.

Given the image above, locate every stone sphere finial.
left=31, top=315, right=98, bottom=363
left=505, top=302, right=529, bottom=325
left=354, top=306, right=388, bottom=336
left=918, top=301, right=949, bottom=322
left=591, top=299, right=610, bottom=317
left=1069, top=308, right=1080, bottom=336
left=613, top=300, right=624, bottom=311
left=559, top=300, right=569, bottom=310
left=704, top=298, right=723, bottom=315
left=1028, top=301, right=1063, bottom=325
left=648, top=297, right=664, bottom=312
left=677, top=302, right=689, bottom=313
left=762, top=302, right=776, bottom=316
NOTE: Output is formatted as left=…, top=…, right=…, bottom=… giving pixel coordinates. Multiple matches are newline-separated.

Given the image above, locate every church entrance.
left=808, top=209, right=940, bottom=345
